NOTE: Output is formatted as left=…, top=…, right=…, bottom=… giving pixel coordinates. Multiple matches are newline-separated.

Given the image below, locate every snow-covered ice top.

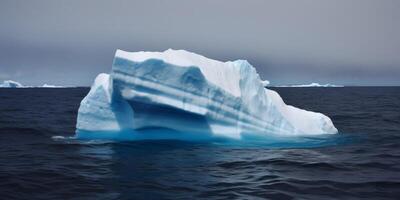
left=76, top=49, right=338, bottom=141
left=116, top=49, right=242, bottom=97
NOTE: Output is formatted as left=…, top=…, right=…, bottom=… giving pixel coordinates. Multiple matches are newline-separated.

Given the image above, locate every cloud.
left=1, top=0, right=400, bottom=86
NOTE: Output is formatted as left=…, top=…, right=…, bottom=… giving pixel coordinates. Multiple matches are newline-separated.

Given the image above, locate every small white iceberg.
left=41, top=84, right=64, bottom=88
left=261, top=80, right=270, bottom=87
left=0, top=80, right=71, bottom=88
left=0, top=80, right=24, bottom=88
left=279, top=82, right=343, bottom=87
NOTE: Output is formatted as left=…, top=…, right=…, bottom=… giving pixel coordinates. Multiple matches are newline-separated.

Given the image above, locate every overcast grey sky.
left=1, top=0, right=399, bottom=86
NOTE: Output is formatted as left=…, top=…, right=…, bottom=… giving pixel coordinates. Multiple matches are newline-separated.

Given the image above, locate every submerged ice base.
left=76, top=49, right=337, bottom=140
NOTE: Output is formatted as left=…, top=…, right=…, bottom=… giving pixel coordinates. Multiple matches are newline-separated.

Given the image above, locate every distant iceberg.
left=261, top=80, right=270, bottom=87
left=279, top=83, right=344, bottom=87
left=0, top=80, right=24, bottom=88
left=0, top=80, right=72, bottom=88
left=76, top=49, right=338, bottom=141
left=41, top=84, right=64, bottom=88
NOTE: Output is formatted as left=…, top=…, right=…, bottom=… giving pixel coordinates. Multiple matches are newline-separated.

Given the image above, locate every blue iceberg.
left=76, top=49, right=337, bottom=140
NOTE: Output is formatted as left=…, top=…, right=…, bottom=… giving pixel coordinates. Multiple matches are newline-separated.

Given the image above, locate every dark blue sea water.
left=1, top=87, right=400, bottom=199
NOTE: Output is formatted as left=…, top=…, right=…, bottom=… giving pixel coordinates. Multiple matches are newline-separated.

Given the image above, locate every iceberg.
left=76, top=49, right=338, bottom=140
left=0, top=81, right=68, bottom=88
left=0, top=80, right=24, bottom=88
left=41, top=84, right=64, bottom=88
left=261, top=80, right=270, bottom=87
left=279, top=83, right=344, bottom=87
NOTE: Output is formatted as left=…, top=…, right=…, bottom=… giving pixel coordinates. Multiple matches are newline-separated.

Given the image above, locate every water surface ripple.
left=0, top=87, right=399, bottom=199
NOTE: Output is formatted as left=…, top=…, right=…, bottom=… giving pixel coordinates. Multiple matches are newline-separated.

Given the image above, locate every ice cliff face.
left=76, top=49, right=338, bottom=140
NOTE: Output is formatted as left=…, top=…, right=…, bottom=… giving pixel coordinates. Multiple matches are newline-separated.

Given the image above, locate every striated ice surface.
left=76, top=49, right=338, bottom=140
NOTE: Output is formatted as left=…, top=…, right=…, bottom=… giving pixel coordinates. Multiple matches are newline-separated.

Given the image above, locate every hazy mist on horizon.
left=1, top=0, right=400, bottom=86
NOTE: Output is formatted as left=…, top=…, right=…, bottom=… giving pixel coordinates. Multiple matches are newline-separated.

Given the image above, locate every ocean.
left=0, top=87, right=399, bottom=199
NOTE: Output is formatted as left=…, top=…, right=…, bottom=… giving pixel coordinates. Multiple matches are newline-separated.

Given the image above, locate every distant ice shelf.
left=278, top=83, right=344, bottom=87
left=41, top=84, right=64, bottom=88
left=75, top=49, right=338, bottom=141
left=0, top=80, right=71, bottom=88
